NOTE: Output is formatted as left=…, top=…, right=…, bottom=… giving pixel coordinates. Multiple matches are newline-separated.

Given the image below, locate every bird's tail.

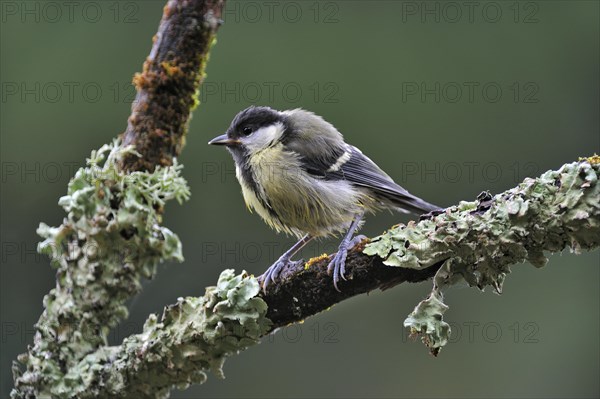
left=397, top=194, right=441, bottom=215
left=381, top=185, right=442, bottom=215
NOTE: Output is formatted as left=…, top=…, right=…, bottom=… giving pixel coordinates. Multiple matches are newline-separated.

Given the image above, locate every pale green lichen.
left=365, top=160, right=600, bottom=355
left=65, top=270, right=271, bottom=399
left=403, top=290, right=450, bottom=356
left=12, top=141, right=190, bottom=398
left=11, top=141, right=270, bottom=399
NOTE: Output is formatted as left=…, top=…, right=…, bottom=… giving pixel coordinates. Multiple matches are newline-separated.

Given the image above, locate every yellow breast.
left=238, top=144, right=367, bottom=237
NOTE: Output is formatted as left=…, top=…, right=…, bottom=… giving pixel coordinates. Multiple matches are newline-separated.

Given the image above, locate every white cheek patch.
left=257, top=123, right=283, bottom=142
left=244, top=122, right=285, bottom=153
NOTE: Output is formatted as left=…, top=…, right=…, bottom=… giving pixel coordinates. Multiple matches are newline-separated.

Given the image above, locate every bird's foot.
left=259, top=256, right=302, bottom=293
left=327, top=235, right=366, bottom=292
left=349, top=234, right=368, bottom=250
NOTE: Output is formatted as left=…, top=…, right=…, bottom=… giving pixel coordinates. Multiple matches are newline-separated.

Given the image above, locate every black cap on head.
left=227, top=106, right=284, bottom=139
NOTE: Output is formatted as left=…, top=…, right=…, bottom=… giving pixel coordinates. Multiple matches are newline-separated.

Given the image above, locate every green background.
left=1, top=1, right=599, bottom=397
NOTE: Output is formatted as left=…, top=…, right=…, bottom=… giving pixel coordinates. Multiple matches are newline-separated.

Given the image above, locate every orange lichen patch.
left=352, top=236, right=371, bottom=252
left=163, top=3, right=173, bottom=18
left=161, top=61, right=182, bottom=77
left=580, top=154, right=600, bottom=165
left=133, top=72, right=151, bottom=89
left=304, top=254, right=330, bottom=269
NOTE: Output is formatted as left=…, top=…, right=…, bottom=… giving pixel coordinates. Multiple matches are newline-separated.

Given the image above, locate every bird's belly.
left=248, top=157, right=365, bottom=237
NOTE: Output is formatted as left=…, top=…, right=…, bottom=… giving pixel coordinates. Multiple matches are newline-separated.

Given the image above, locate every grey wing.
left=303, top=145, right=440, bottom=215
left=282, top=128, right=347, bottom=177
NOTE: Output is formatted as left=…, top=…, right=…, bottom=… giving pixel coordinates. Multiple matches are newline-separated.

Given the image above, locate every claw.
left=259, top=234, right=314, bottom=294
left=261, top=256, right=288, bottom=293
left=340, top=266, right=347, bottom=281
left=260, top=257, right=304, bottom=294
left=327, top=245, right=349, bottom=292
left=326, top=213, right=364, bottom=292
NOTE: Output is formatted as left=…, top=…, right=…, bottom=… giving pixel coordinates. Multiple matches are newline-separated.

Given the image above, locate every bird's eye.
left=242, top=126, right=253, bottom=136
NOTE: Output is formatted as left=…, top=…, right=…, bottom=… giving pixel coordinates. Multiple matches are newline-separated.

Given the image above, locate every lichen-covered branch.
left=260, top=157, right=600, bottom=355
left=259, top=246, right=442, bottom=329
left=11, top=0, right=225, bottom=396
left=12, top=155, right=599, bottom=397
left=119, top=0, right=224, bottom=172
left=11, top=143, right=191, bottom=398
left=51, top=270, right=270, bottom=399
left=12, top=142, right=267, bottom=399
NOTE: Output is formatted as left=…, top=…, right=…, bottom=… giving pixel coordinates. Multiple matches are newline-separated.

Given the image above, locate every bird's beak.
left=208, top=134, right=240, bottom=146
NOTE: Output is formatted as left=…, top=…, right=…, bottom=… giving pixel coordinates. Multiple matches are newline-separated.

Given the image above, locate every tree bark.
left=119, top=0, right=225, bottom=172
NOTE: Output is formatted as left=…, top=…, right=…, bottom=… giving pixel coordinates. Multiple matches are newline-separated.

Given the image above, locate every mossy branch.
left=119, top=0, right=224, bottom=172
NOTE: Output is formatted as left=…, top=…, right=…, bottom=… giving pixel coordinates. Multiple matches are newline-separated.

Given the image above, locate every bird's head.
left=208, top=106, right=287, bottom=157
left=209, top=106, right=344, bottom=170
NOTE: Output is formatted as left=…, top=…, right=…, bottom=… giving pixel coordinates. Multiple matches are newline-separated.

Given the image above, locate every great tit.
left=209, top=106, right=440, bottom=292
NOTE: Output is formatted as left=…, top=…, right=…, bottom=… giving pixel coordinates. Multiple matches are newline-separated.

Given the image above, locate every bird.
left=209, top=106, right=440, bottom=292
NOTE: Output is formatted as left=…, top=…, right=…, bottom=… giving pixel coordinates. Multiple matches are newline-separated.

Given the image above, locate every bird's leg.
left=260, top=234, right=313, bottom=292
left=327, top=212, right=364, bottom=292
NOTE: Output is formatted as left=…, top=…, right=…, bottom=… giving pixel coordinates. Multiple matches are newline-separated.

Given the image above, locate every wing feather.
left=296, top=144, right=439, bottom=214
